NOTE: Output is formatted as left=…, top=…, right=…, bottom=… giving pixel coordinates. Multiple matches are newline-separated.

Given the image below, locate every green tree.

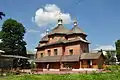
left=31, top=61, right=36, bottom=69
left=0, top=31, right=2, bottom=39
left=0, top=12, right=5, bottom=20
left=105, top=51, right=111, bottom=64
left=105, top=51, right=116, bottom=65
left=0, top=31, right=2, bottom=49
left=0, top=18, right=27, bottom=56
left=115, top=40, right=120, bottom=62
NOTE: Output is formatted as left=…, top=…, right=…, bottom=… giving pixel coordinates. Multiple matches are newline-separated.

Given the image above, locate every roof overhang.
left=34, top=53, right=103, bottom=63
left=48, top=33, right=66, bottom=37
left=36, top=42, right=64, bottom=49
left=66, top=33, right=87, bottom=36
left=36, top=39, right=90, bottom=49
left=39, top=40, right=48, bottom=43
left=0, top=55, right=29, bottom=59
left=35, top=55, right=61, bottom=63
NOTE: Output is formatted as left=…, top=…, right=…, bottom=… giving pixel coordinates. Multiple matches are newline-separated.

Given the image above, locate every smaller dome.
left=70, top=26, right=86, bottom=35
left=48, top=18, right=70, bottom=35
left=68, top=19, right=86, bottom=35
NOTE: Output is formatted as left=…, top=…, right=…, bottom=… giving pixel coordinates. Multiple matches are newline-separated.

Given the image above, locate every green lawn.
left=0, top=72, right=120, bottom=80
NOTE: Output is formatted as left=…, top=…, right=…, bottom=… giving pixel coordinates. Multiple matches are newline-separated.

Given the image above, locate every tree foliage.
left=0, top=18, right=27, bottom=56
left=115, top=40, right=120, bottom=62
left=105, top=51, right=116, bottom=65
left=0, top=31, right=2, bottom=39
left=0, top=12, right=5, bottom=20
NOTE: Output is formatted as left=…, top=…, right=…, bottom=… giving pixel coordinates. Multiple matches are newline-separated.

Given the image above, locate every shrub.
left=105, top=65, right=120, bottom=72
left=98, top=63, right=103, bottom=69
left=31, top=61, right=36, bottom=69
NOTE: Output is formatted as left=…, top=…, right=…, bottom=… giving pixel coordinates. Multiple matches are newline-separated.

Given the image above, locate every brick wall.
left=80, top=42, right=89, bottom=53
left=67, top=35, right=79, bottom=40
left=49, top=62, right=60, bottom=69
left=40, top=43, right=47, bottom=46
left=36, top=42, right=89, bottom=58
left=36, top=50, right=45, bottom=59
left=44, top=46, right=63, bottom=56
left=36, top=34, right=89, bottom=59
left=64, top=43, right=81, bottom=55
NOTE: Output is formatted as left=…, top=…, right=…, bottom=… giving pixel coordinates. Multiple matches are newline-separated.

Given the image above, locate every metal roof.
left=0, top=50, right=5, bottom=53
left=1, top=55, right=29, bottom=59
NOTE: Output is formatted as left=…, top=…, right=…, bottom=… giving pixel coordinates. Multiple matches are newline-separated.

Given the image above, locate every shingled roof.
left=64, top=37, right=89, bottom=44
left=35, top=55, right=61, bottom=62
left=37, top=37, right=89, bottom=49
left=61, top=55, right=80, bottom=62
left=69, top=26, right=86, bottom=35
left=39, top=19, right=69, bottom=42
left=39, top=19, right=88, bottom=43
left=35, top=55, right=80, bottom=63
left=49, top=25, right=70, bottom=35
left=80, top=53, right=103, bottom=60
left=40, top=35, right=49, bottom=42
left=40, top=25, right=69, bottom=42
left=68, top=20, right=86, bottom=35
left=35, top=53, right=103, bottom=62
left=48, top=18, right=70, bottom=35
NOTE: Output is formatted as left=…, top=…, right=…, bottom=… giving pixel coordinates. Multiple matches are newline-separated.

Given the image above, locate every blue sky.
left=0, top=0, right=120, bottom=52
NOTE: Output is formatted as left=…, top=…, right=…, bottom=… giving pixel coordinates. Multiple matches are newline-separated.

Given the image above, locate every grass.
left=0, top=72, right=120, bottom=80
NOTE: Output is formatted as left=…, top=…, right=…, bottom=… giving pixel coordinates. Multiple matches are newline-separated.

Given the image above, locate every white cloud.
left=40, top=29, right=49, bottom=37
left=33, top=4, right=72, bottom=27
left=34, top=49, right=37, bottom=52
left=93, top=45, right=116, bottom=51
left=40, top=32, right=46, bottom=37
left=27, top=29, right=40, bottom=33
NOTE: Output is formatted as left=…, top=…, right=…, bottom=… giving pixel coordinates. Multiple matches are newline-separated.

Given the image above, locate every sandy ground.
left=20, top=68, right=104, bottom=74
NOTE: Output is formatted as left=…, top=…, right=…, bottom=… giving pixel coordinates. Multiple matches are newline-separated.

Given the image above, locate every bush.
left=105, top=65, right=120, bottom=72
left=31, top=61, right=36, bottom=69
left=98, top=64, right=103, bottom=69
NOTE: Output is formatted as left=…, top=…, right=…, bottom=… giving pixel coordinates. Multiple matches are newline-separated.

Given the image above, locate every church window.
left=54, top=49, right=58, bottom=55
left=69, top=49, right=73, bottom=55
left=40, top=53, right=43, bottom=57
left=48, top=50, right=51, bottom=56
